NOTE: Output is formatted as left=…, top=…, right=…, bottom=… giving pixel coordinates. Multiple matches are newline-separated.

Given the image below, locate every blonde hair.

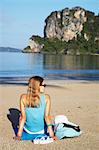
left=25, top=76, right=44, bottom=107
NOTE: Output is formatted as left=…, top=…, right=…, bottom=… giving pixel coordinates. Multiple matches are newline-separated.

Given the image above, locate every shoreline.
left=0, top=76, right=99, bottom=85
left=0, top=80, right=99, bottom=150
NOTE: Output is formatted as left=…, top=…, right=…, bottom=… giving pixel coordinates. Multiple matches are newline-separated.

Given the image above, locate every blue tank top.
left=24, top=94, right=46, bottom=132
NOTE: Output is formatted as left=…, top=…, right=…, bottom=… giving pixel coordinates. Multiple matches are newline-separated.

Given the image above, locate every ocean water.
left=0, top=51, right=99, bottom=83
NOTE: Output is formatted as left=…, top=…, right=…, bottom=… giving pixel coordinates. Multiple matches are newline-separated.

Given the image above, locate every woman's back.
left=24, top=94, right=46, bottom=133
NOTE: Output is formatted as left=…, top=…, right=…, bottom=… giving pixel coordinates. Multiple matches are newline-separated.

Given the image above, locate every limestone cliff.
left=23, top=6, right=99, bottom=54
left=44, top=7, right=87, bottom=42
left=23, top=36, right=44, bottom=53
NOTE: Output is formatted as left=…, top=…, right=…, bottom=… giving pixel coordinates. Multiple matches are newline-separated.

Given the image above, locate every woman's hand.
left=52, top=136, right=58, bottom=141
left=48, top=126, right=58, bottom=141
left=13, top=135, right=21, bottom=140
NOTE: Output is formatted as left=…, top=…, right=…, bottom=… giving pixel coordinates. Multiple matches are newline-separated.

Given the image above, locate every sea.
left=0, top=50, right=99, bottom=84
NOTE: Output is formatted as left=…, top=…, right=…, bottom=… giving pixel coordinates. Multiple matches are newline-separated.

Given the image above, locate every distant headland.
left=0, top=47, right=21, bottom=52
left=22, top=7, right=98, bottom=54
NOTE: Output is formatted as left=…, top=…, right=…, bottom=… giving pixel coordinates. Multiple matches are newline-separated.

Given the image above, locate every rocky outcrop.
left=23, top=6, right=99, bottom=54
left=23, top=36, right=44, bottom=53
left=44, top=7, right=87, bottom=42
left=28, top=36, right=44, bottom=52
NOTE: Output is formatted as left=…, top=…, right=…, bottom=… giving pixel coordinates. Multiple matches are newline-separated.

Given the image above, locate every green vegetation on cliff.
left=32, top=30, right=99, bottom=55
left=32, top=36, right=68, bottom=54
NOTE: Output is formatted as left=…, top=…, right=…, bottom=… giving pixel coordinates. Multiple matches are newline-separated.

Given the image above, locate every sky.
left=0, top=0, right=99, bottom=49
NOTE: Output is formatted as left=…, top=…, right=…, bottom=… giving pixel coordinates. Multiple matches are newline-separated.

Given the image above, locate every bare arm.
left=16, top=94, right=26, bottom=139
left=44, top=94, right=55, bottom=138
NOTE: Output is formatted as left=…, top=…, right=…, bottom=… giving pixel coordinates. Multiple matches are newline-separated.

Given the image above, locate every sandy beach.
left=0, top=80, right=99, bottom=150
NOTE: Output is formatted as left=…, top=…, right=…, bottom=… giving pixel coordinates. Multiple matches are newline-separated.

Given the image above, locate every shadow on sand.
left=7, top=108, right=20, bottom=136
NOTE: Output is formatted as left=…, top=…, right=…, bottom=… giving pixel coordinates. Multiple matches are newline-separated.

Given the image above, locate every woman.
left=14, top=76, right=56, bottom=141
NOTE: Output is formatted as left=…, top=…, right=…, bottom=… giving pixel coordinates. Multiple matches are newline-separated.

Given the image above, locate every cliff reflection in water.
left=43, top=54, right=99, bottom=70
left=43, top=54, right=99, bottom=80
